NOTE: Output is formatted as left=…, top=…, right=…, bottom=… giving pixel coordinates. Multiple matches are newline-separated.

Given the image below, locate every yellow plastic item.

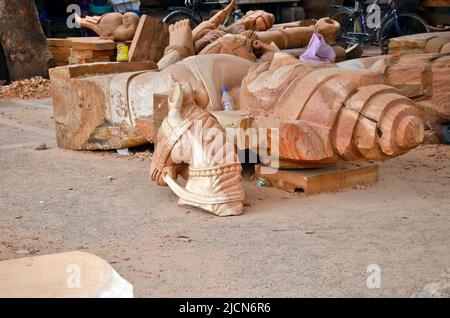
left=116, top=43, right=129, bottom=62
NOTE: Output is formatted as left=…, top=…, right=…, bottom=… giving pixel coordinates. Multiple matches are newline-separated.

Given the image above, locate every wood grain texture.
left=254, top=163, right=379, bottom=195
left=49, top=61, right=157, bottom=150
left=128, top=15, right=169, bottom=62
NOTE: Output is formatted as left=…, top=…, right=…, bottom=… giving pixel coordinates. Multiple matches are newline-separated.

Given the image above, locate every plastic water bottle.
left=221, top=87, right=234, bottom=111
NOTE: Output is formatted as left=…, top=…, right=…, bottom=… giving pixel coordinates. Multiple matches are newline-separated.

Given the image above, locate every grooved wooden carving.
left=241, top=53, right=424, bottom=167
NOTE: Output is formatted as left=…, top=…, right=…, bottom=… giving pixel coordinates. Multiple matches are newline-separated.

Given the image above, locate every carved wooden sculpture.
left=389, top=31, right=450, bottom=55
left=256, top=18, right=340, bottom=49
left=240, top=53, right=424, bottom=167
left=158, top=19, right=196, bottom=70
left=75, top=12, right=140, bottom=42
left=50, top=55, right=254, bottom=150
left=158, top=15, right=341, bottom=70
left=192, top=0, right=236, bottom=52
left=51, top=52, right=429, bottom=159
left=226, top=10, right=275, bottom=34
left=198, top=32, right=257, bottom=62
left=338, top=53, right=450, bottom=121
left=150, top=82, right=244, bottom=216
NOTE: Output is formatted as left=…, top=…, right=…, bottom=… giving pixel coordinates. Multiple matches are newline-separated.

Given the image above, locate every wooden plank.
left=254, top=163, right=379, bottom=195
left=49, top=61, right=156, bottom=79
left=128, top=14, right=169, bottom=62
left=49, top=47, right=72, bottom=56
left=71, top=38, right=116, bottom=51
left=69, top=56, right=112, bottom=65
left=47, top=38, right=74, bottom=47
left=71, top=49, right=115, bottom=59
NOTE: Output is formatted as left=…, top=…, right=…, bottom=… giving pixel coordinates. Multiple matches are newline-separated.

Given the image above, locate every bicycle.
left=330, top=0, right=429, bottom=54
left=163, top=0, right=243, bottom=29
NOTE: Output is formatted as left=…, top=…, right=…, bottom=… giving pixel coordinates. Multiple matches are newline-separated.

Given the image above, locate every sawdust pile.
left=0, top=77, right=51, bottom=99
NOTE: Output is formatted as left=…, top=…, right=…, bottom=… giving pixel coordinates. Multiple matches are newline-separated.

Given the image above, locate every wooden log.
left=49, top=61, right=156, bottom=150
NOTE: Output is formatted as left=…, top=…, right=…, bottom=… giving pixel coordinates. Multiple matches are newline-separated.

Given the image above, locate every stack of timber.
left=70, top=38, right=127, bottom=64
left=47, top=38, right=76, bottom=66
left=389, top=31, right=450, bottom=55
left=47, top=37, right=131, bottom=66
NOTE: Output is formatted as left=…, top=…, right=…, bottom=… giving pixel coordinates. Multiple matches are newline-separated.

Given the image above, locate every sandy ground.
left=0, top=98, right=449, bottom=298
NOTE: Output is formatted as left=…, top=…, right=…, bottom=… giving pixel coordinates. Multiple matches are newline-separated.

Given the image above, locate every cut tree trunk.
left=0, top=0, right=55, bottom=81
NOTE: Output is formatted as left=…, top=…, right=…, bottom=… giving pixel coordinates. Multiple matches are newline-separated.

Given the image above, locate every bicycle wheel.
left=379, top=13, right=429, bottom=54
left=330, top=8, right=362, bottom=47
left=163, top=10, right=200, bottom=29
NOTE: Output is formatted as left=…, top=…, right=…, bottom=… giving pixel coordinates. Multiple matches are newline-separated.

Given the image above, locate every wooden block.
left=129, top=14, right=169, bottom=62
left=49, top=47, right=72, bottom=56
left=254, top=163, right=379, bottom=195
left=51, top=53, right=71, bottom=63
left=0, top=252, right=133, bottom=298
left=47, top=38, right=73, bottom=47
left=69, top=56, right=112, bottom=65
left=71, top=38, right=116, bottom=51
left=55, top=61, right=69, bottom=67
left=72, top=49, right=115, bottom=59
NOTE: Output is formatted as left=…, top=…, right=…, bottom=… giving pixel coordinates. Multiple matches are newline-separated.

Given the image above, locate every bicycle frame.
left=338, top=0, right=401, bottom=45
left=167, top=0, right=236, bottom=25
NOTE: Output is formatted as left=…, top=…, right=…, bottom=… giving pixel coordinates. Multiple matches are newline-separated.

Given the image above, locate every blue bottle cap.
left=221, top=87, right=229, bottom=93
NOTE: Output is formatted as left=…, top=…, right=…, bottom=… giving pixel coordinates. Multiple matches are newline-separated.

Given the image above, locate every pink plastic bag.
left=300, top=32, right=336, bottom=63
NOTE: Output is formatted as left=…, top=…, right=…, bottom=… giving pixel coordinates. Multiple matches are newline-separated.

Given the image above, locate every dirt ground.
left=0, top=98, right=449, bottom=298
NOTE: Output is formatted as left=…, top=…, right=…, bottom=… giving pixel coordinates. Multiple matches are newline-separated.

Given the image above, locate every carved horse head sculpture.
left=150, top=82, right=245, bottom=216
